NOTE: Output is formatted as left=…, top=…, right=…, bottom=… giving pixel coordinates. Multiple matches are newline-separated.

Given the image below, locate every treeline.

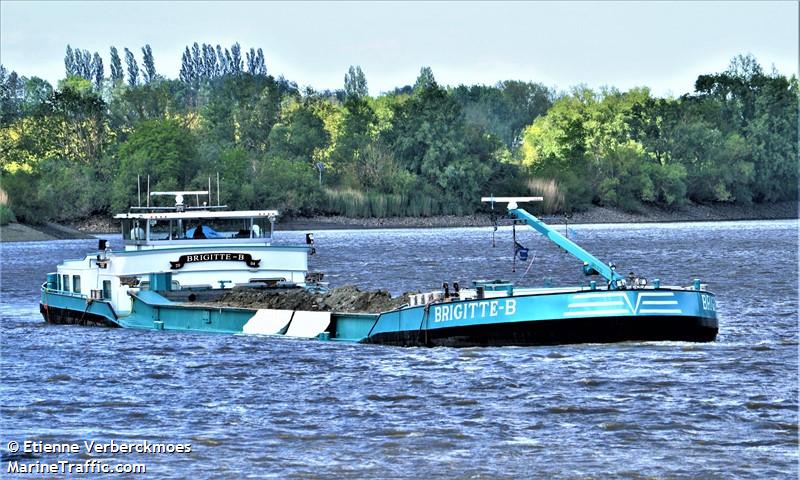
left=520, top=55, right=798, bottom=210
left=0, top=45, right=796, bottom=224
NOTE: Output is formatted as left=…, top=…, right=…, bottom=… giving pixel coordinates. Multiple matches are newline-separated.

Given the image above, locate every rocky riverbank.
left=3, top=200, right=796, bottom=241
left=0, top=222, right=95, bottom=242
left=281, top=200, right=798, bottom=230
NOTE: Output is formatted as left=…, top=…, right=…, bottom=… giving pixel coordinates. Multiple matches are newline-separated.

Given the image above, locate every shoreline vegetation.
left=1, top=47, right=797, bottom=234
left=1, top=201, right=795, bottom=242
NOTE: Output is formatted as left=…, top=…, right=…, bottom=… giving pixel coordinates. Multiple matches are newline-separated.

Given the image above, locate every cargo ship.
left=40, top=192, right=718, bottom=347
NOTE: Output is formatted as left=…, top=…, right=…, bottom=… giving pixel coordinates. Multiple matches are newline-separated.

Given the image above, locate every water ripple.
left=1, top=220, right=797, bottom=478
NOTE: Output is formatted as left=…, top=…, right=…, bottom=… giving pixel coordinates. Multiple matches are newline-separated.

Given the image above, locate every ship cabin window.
left=72, top=275, right=81, bottom=294
left=122, top=218, right=272, bottom=243
left=122, top=220, right=146, bottom=242
left=62, top=274, right=70, bottom=292
left=102, top=280, right=112, bottom=299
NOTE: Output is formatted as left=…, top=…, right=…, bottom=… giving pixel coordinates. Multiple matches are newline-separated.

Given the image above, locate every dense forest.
left=0, top=43, right=797, bottom=224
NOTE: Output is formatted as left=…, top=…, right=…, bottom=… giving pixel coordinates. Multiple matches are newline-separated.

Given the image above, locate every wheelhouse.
left=115, top=210, right=279, bottom=249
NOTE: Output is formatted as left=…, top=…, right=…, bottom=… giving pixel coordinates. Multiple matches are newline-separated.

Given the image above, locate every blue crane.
left=482, top=197, right=626, bottom=288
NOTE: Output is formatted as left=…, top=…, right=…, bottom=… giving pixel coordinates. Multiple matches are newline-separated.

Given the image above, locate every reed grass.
left=527, top=178, right=564, bottom=214
left=324, top=188, right=452, bottom=218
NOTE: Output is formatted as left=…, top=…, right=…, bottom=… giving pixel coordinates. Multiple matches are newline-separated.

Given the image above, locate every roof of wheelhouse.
left=114, top=210, right=279, bottom=220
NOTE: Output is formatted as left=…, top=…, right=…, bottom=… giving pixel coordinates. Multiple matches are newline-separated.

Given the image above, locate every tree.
left=0, top=67, right=23, bottom=123
left=414, top=66, right=436, bottom=91
left=22, top=77, right=53, bottom=115
left=141, top=44, right=157, bottom=83
left=224, top=48, right=233, bottom=75
left=202, top=44, right=217, bottom=78
left=124, top=48, right=139, bottom=86
left=190, top=42, right=203, bottom=79
left=344, top=65, right=368, bottom=99
left=111, top=118, right=200, bottom=211
left=255, top=48, right=266, bottom=76
left=216, top=45, right=228, bottom=75
left=331, top=93, right=377, bottom=186
left=691, top=54, right=798, bottom=202
left=52, top=76, right=110, bottom=162
left=518, top=87, right=663, bottom=210
left=80, top=49, right=93, bottom=79
left=746, top=74, right=798, bottom=201
left=64, top=45, right=76, bottom=77
left=91, top=53, right=104, bottom=89
left=246, top=48, right=257, bottom=75
left=109, top=47, right=124, bottom=84
left=246, top=48, right=266, bottom=76
left=230, top=43, right=243, bottom=75
left=268, top=103, right=330, bottom=161
left=252, top=154, right=322, bottom=215
left=385, top=75, right=492, bottom=205
left=65, top=48, right=93, bottom=80
left=179, top=47, right=194, bottom=85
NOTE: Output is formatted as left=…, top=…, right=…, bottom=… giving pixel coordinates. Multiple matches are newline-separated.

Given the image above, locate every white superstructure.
left=51, top=191, right=311, bottom=316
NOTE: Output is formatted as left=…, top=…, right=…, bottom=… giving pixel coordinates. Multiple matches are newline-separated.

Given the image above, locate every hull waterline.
left=39, top=286, right=718, bottom=347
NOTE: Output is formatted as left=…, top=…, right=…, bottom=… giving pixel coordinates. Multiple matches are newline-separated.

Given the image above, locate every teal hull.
left=40, top=285, right=718, bottom=347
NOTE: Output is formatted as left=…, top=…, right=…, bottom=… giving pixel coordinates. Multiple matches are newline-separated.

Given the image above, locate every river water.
left=1, top=220, right=797, bottom=478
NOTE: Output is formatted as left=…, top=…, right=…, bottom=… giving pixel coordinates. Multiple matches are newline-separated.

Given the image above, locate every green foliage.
left=344, top=66, right=368, bottom=99
left=111, top=118, right=199, bottom=211
left=0, top=203, right=14, bottom=225
left=141, top=45, right=157, bottom=84
left=2, top=170, right=38, bottom=223
left=452, top=81, right=553, bottom=148
left=268, top=102, right=329, bottom=160
left=215, top=147, right=255, bottom=209
left=0, top=50, right=795, bottom=225
left=109, top=47, right=123, bottom=84
left=124, top=48, right=139, bottom=86
left=253, top=155, right=321, bottom=216
left=384, top=72, right=502, bottom=212
left=518, top=59, right=797, bottom=211
left=0, top=187, right=16, bottom=225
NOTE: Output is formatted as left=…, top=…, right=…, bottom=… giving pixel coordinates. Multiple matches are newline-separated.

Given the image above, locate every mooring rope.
left=78, top=299, right=93, bottom=325
left=518, top=253, right=536, bottom=281
left=43, top=290, right=51, bottom=323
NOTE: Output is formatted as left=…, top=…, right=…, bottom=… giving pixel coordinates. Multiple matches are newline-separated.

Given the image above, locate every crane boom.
left=481, top=197, right=624, bottom=286
left=509, top=207, right=624, bottom=285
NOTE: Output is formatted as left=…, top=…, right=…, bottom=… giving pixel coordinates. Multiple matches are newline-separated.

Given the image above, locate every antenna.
left=147, top=175, right=150, bottom=207
left=137, top=175, right=141, bottom=207
left=208, top=176, right=212, bottom=206
left=480, top=196, right=543, bottom=210
left=216, top=172, right=220, bottom=206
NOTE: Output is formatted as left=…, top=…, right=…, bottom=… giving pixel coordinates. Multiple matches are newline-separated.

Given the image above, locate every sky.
left=1, top=1, right=797, bottom=97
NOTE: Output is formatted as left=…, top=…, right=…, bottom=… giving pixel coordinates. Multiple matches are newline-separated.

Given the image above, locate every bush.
left=0, top=204, right=15, bottom=225
left=111, top=119, right=200, bottom=212
left=2, top=170, right=43, bottom=223
left=254, top=155, right=322, bottom=216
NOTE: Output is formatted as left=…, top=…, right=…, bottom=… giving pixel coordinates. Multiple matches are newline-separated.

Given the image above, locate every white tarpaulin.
left=242, top=309, right=293, bottom=335
left=284, top=311, right=331, bottom=338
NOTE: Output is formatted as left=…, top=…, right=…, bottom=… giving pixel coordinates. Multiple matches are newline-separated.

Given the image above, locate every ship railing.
left=41, top=283, right=89, bottom=299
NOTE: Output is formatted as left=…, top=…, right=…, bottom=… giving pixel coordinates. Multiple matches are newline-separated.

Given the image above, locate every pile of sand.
left=212, top=285, right=409, bottom=313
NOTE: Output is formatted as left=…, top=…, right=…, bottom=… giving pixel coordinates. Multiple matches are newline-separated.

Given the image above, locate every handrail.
left=41, top=284, right=89, bottom=298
